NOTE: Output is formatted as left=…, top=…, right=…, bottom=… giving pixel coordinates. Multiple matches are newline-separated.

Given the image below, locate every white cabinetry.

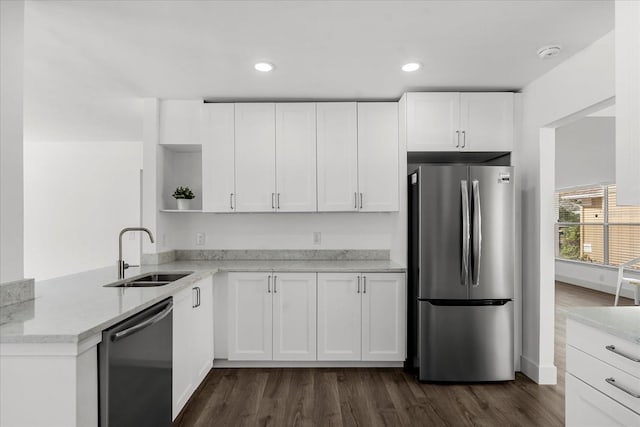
left=202, top=103, right=235, bottom=212
left=565, top=319, right=640, bottom=426
left=234, top=103, right=276, bottom=212
left=159, top=100, right=203, bottom=145
left=405, top=92, right=513, bottom=152
left=317, top=272, right=406, bottom=361
left=317, top=103, right=359, bottom=211
left=227, top=272, right=317, bottom=361
left=172, top=277, right=214, bottom=419
left=357, top=103, right=399, bottom=212
left=275, top=103, right=317, bottom=212
left=317, top=273, right=362, bottom=360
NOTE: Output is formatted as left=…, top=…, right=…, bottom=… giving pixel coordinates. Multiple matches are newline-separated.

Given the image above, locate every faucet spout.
left=118, top=227, right=155, bottom=279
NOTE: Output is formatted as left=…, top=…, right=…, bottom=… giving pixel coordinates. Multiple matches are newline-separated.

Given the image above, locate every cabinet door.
left=172, top=287, right=195, bottom=419
left=227, top=272, right=273, bottom=360
left=272, top=272, right=317, bottom=361
left=191, top=277, right=214, bottom=386
left=406, top=93, right=460, bottom=151
left=566, top=373, right=640, bottom=427
left=275, top=103, right=317, bottom=212
left=317, top=103, right=359, bottom=211
left=460, top=93, right=514, bottom=152
left=361, top=273, right=406, bottom=361
left=317, top=273, right=361, bottom=360
left=234, top=104, right=276, bottom=212
left=202, top=104, right=235, bottom=212
left=357, top=103, right=399, bottom=212
left=159, top=100, right=202, bottom=145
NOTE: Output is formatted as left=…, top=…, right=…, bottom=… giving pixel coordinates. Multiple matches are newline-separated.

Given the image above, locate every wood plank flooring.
left=175, top=282, right=633, bottom=427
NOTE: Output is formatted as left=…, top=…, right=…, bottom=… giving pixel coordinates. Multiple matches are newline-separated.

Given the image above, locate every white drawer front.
left=567, top=319, right=640, bottom=379
left=567, top=345, right=640, bottom=414
left=566, top=373, right=640, bottom=426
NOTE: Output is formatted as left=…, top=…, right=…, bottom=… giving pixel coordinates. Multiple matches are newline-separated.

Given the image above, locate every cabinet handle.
left=456, top=130, right=460, bottom=148
left=359, top=193, right=363, bottom=209
left=605, top=377, right=640, bottom=398
left=273, top=275, right=277, bottom=293
left=357, top=276, right=361, bottom=293
left=354, top=192, right=358, bottom=209
left=605, top=345, right=640, bottom=362
left=271, top=193, right=275, bottom=209
left=267, top=275, right=271, bottom=293
left=197, top=287, right=201, bottom=307
left=461, top=130, right=466, bottom=148
left=363, top=276, right=367, bottom=294
left=277, top=193, right=280, bottom=209
left=230, top=193, right=234, bottom=210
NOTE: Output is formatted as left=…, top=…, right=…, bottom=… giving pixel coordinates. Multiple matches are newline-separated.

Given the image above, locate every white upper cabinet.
left=272, top=272, right=317, bottom=361
left=317, top=273, right=362, bottom=361
left=361, top=273, right=406, bottom=361
left=405, top=92, right=514, bottom=152
left=275, top=103, right=317, bottom=212
left=459, top=93, right=514, bottom=152
left=357, top=102, right=399, bottom=212
left=234, top=103, right=276, bottom=212
left=202, top=103, right=235, bottom=212
left=317, top=103, right=359, bottom=211
left=227, top=272, right=273, bottom=360
left=406, top=93, right=460, bottom=151
left=160, top=100, right=203, bottom=145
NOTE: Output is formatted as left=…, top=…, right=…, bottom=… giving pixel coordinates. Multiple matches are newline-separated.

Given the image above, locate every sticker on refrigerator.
left=498, top=173, right=511, bottom=184
left=411, top=173, right=417, bottom=184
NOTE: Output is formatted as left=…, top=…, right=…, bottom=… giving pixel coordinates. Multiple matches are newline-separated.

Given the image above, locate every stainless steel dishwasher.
left=99, top=298, right=173, bottom=427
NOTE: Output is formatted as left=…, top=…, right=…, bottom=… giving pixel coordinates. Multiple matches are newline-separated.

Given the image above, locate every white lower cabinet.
left=172, top=276, right=214, bottom=420
left=317, top=272, right=406, bottom=361
left=317, top=273, right=362, bottom=360
left=228, top=272, right=317, bottom=361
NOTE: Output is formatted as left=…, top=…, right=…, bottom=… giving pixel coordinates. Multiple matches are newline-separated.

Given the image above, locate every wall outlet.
left=196, top=232, right=206, bottom=246
left=161, top=234, right=167, bottom=247
left=313, top=231, right=321, bottom=245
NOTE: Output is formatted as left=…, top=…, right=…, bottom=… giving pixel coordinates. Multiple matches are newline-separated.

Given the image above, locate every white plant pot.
left=176, top=199, right=191, bottom=210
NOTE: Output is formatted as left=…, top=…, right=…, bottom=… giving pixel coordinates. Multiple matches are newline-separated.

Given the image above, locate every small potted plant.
left=173, top=186, right=195, bottom=210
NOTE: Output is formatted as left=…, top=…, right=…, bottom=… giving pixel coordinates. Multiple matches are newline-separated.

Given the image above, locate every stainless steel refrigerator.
left=407, top=164, right=515, bottom=382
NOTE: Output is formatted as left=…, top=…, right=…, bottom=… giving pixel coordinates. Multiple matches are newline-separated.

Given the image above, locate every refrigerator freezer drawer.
left=418, top=300, right=514, bottom=382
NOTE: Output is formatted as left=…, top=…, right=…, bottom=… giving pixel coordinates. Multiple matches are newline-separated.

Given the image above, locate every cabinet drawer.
left=567, top=345, right=640, bottom=414
left=567, top=319, right=640, bottom=379
left=566, top=373, right=640, bottom=426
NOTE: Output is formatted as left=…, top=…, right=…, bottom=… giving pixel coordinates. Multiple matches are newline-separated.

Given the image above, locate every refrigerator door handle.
left=460, top=180, right=470, bottom=286
left=472, top=180, right=482, bottom=287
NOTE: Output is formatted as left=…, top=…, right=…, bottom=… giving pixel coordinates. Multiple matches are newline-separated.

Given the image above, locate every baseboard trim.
left=520, top=355, right=557, bottom=385
left=213, top=360, right=404, bottom=368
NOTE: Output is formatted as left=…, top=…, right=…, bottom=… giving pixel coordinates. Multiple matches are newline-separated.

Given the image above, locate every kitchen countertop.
left=567, top=306, right=640, bottom=345
left=0, top=259, right=405, bottom=345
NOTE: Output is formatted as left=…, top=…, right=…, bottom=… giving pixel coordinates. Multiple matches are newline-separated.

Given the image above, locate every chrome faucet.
left=118, top=227, right=155, bottom=279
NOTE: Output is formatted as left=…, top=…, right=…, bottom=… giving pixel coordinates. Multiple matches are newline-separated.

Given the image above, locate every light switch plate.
left=196, top=232, right=205, bottom=246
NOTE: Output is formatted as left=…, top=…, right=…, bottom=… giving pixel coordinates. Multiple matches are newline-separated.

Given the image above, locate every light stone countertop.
left=567, top=306, right=640, bottom=345
left=0, top=259, right=405, bottom=345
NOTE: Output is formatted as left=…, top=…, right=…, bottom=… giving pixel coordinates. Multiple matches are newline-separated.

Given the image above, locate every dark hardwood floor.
left=175, top=282, right=633, bottom=427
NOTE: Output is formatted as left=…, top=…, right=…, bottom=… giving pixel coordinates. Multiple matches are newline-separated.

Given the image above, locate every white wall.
left=518, top=31, right=615, bottom=384
left=0, top=0, right=25, bottom=283
left=555, top=117, right=615, bottom=189
left=24, top=141, right=143, bottom=280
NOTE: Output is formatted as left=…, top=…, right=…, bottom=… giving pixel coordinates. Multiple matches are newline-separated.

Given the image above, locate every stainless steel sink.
left=105, top=272, right=193, bottom=288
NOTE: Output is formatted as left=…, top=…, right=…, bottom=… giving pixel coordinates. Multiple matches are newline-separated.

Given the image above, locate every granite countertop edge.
left=1, top=260, right=405, bottom=345
left=566, top=306, right=640, bottom=345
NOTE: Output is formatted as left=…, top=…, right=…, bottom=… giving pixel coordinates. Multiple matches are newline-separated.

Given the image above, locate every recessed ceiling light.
left=254, top=62, right=274, bottom=72
left=402, top=62, right=421, bottom=72
left=537, top=45, right=562, bottom=59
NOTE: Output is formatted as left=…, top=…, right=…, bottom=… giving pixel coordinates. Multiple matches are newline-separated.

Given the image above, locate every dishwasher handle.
left=112, top=300, right=173, bottom=342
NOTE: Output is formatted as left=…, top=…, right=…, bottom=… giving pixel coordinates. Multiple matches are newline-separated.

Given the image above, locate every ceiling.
left=23, top=0, right=614, bottom=142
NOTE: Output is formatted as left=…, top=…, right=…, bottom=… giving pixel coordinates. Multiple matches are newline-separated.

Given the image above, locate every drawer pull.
left=605, top=345, right=640, bottom=362
left=605, top=377, right=640, bottom=398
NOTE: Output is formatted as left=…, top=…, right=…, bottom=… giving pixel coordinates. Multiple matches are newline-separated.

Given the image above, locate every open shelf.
left=160, top=209, right=203, bottom=213
left=160, top=144, right=203, bottom=211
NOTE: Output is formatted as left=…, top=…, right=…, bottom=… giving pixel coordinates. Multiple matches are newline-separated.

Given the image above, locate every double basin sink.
left=105, top=272, right=193, bottom=288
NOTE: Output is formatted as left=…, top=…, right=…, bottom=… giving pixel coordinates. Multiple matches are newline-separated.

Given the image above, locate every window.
left=555, top=185, right=640, bottom=269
